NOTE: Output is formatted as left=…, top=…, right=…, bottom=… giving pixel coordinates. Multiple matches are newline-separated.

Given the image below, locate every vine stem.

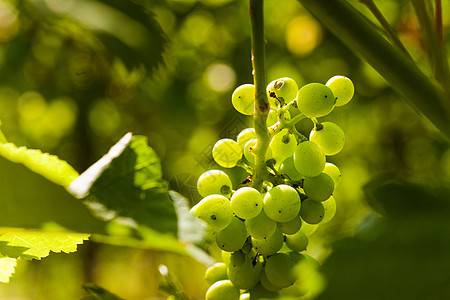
left=250, top=0, right=270, bottom=191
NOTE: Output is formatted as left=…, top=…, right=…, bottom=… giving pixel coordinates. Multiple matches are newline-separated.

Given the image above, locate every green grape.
left=205, top=263, right=228, bottom=284
left=264, top=253, right=297, bottom=288
left=299, top=222, right=318, bottom=236
left=286, top=251, right=305, bottom=264
left=269, top=129, right=297, bottom=163
left=296, top=83, right=335, bottom=118
left=326, top=75, right=354, bottom=106
left=244, top=139, right=272, bottom=165
left=249, top=284, right=279, bottom=299
left=303, top=173, right=334, bottom=202
left=293, top=141, right=326, bottom=177
left=322, top=196, right=336, bottom=224
left=221, top=251, right=231, bottom=265
left=240, top=293, right=250, bottom=300
left=227, top=255, right=262, bottom=289
left=300, top=199, right=324, bottom=224
left=263, top=184, right=301, bottom=222
left=267, top=109, right=291, bottom=127
left=232, top=84, right=255, bottom=115
left=215, top=217, right=248, bottom=252
left=277, top=215, right=302, bottom=235
left=309, top=122, right=345, bottom=156
left=194, top=194, right=233, bottom=231
left=260, top=268, right=281, bottom=292
left=206, top=280, right=240, bottom=300
left=323, top=162, right=341, bottom=187
left=237, top=128, right=256, bottom=150
left=213, top=139, right=242, bottom=168
left=285, top=230, right=309, bottom=252
left=230, top=251, right=246, bottom=267
left=241, top=238, right=252, bottom=255
left=197, top=170, right=232, bottom=198
left=252, top=227, right=284, bottom=256
left=279, top=156, right=303, bottom=180
left=245, top=209, right=277, bottom=239
left=267, top=77, right=299, bottom=107
left=231, top=187, right=263, bottom=219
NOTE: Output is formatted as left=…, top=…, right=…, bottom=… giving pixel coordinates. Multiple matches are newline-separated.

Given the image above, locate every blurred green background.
left=0, top=0, right=449, bottom=299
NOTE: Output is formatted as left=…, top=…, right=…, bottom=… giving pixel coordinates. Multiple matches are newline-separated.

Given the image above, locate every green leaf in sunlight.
left=317, top=180, right=450, bottom=300
left=0, top=143, right=79, bottom=188
left=0, top=231, right=89, bottom=260
left=0, top=255, right=16, bottom=283
left=69, top=133, right=178, bottom=235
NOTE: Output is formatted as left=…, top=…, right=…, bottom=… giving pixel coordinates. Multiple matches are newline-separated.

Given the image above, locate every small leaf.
left=0, top=255, right=16, bottom=283
left=0, top=231, right=89, bottom=260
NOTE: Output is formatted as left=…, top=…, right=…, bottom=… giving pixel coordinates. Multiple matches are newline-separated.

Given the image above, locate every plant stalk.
left=250, top=0, right=270, bottom=191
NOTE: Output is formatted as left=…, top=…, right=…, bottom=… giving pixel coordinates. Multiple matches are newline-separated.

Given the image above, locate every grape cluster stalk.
left=191, top=76, right=355, bottom=299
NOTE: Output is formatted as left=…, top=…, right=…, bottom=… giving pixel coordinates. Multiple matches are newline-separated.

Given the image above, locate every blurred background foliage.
left=0, top=0, right=449, bottom=299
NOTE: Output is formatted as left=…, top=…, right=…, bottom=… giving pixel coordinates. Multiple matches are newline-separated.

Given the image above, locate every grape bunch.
left=191, top=76, right=354, bottom=299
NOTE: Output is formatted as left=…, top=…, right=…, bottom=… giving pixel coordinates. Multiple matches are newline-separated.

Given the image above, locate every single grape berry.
left=230, top=251, right=246, bottom=267
left=293, top=141, right=326, bottom=177
left=269, top=129, right=297, bottom=163
left=252, top=226, right=284, bottom=256
left=259, top=268, right=281, bottom=292
left=197, top=170, right=232, bottom=198
left=215, top=217, right=248, bottom=252
left=237, top=128, right=256, bottom=150
left=205, top=263, right=228, bottom=285
left=245, top=209, right=277, bottom=239
left=230, top=187, right=263, bottom=219
left=263, top=184, right=301, bottom=222
left=309, top=122, right=345, bottom=156
left=279, top=156, right=303, bottom=180
left=227, top=255, right=262, bottom=290
left=323, top=162, right=341, bottom=188
left=296, top=83, right=335, bottom=118
left=285, top=230, right=309, bottom=252
left=232, top=84, right=255, bottom=115
left=277, top=215, right=302, bottom=235
left=213, top=139, right=242, bottom=168
left=264, top=253, right=297, bottom=288
left=267, top=77, right=299, bottom=107
left=300, top=199, right=325, bottom=224
left=322, top=196, right=337, bottom=224
left=326, top=75, right=354, bottom=106
left=206, top=280, right=240, bottom=300
left=303, top=173, right=334, bottom=202
left=193, top=194, right=233, bottom=231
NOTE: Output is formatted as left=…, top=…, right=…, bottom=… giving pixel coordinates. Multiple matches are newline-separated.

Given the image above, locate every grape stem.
left=250, top=0, right=270, bottom=191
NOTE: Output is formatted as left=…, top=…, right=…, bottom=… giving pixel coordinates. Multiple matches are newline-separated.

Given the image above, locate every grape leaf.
left=0, top=143, right=79, bottom=188
left=69, top=133, right=178, bottom=235
left=0, top=255, right=16, bottom=283
left=0, top=231, right=89, bottom=260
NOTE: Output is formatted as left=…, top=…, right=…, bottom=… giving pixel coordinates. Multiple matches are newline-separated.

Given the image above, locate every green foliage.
left=81, top=283, right=124, bottom=300
left=0, top=255, right=16, bottom=283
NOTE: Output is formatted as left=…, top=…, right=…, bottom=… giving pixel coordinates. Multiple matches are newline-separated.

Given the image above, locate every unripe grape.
left=264, top=253, right=297, bottom=288
left=303, top=173, right=334, bottom=202
left=194, top=195, right=233, bottom=231
left=286, top=251, right=305, bottom=264
left=231, top=187, right=263, bottom=219
left=326, top=75, right=354, bottom=106
left=244, top=139, right=272, bottom=165
left=248, top=283, right=279, bottom=299
left=300, top=199, right=324, bottom=224
left=322, top=196, right=336, bottom=223
left=293, top=141, right=326, bottom=177
left=309, top=122, right=345, bottom=156
left=277, top=215, right=302, bottom=235
left=206, top=280, right=240, bottom=300
left=227, top=255, right=262, bottom=289
left=230, top=251, right=246, bottom=267
left=245, top=209, right=277, bottom=239
left=252, top=227, right=284, bottom=256
left=285, top=230, right=309, bottom=252
left=296, top=83, right=335, bottom=118
left=205, top=263, right=228, bottom=284
left=263, top=184, right=301, bottom=222
left=267, top=109, right=290, bottom=127
left=279, top=156, right=303, bottom=180
left=323, top=162, right=341, bottom=187
left=232, top=84, right=255, bottom=115
left=197, top=170, right=232, bottom=198
left=237, top=128, right=256, bottom=150
left=260, top=268, right=281, bottom=291
left=267, top=77, right=299, bottom=107
left=213, top=139, right=242, bottom=168
left=215, top=217, right=248, bottom=252
left=269, top=129, right=297, bottom=163
left=300, top=222, right=318, bottom=236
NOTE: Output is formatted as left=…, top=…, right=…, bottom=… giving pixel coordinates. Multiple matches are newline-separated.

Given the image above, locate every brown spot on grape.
left=211, top=215, right=216, bottom=220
